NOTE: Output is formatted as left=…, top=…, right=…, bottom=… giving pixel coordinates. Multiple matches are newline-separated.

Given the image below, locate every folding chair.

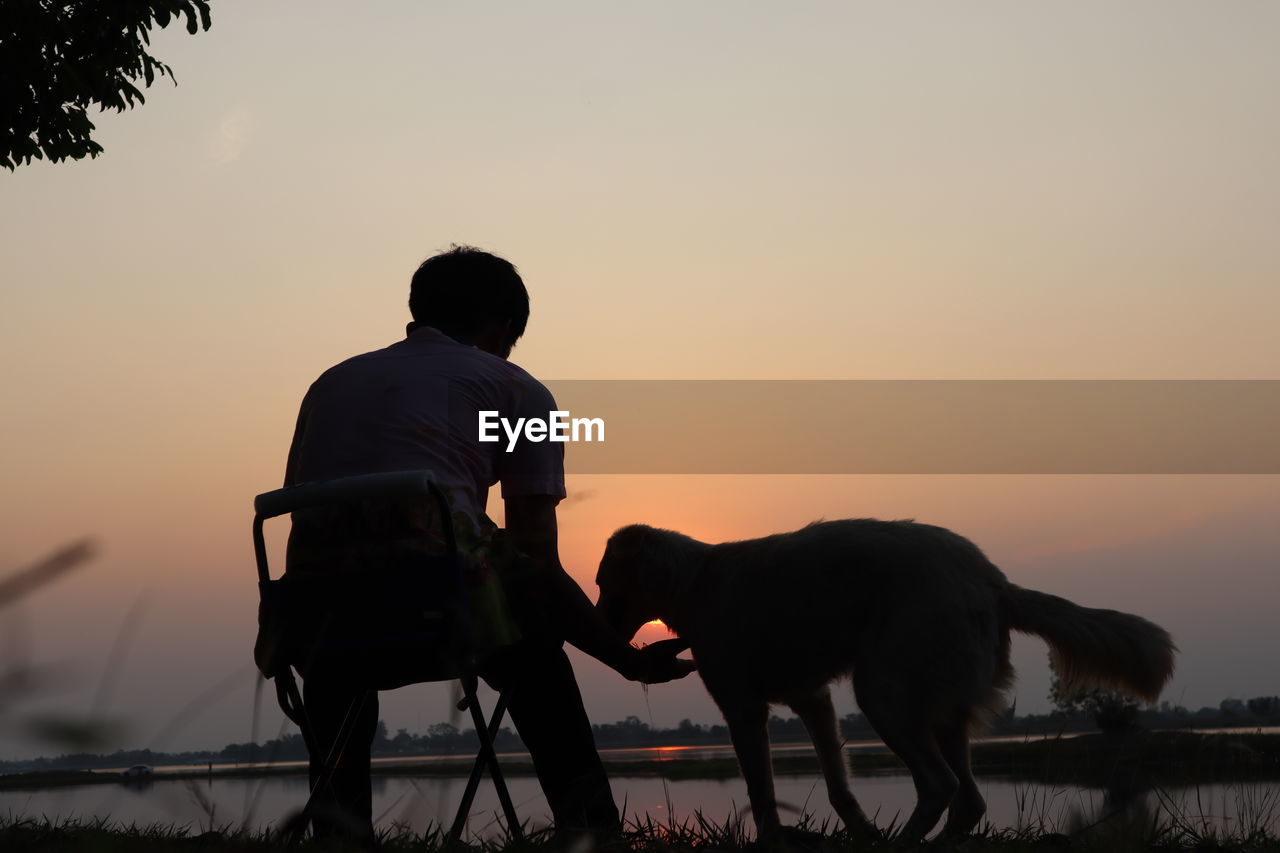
left=251, top=470, right=523, bottom=844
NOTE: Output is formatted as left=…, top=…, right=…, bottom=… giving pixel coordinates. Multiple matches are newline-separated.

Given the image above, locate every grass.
left=10, top=810, right=1280, bottom=853
left=5, top=776, right=1280, bottom=853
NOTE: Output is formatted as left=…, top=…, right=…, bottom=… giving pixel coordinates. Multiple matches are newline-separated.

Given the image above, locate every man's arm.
left=504, top=494, right=693, bottom=684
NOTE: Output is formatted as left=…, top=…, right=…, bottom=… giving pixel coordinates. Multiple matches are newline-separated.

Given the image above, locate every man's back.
left=286, top=324, right=563, bottom=526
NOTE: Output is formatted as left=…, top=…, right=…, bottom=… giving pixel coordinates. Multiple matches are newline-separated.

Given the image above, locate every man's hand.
left=505, top=496, right=697, bottom=683
left=628, top=638, right=696, bottom=684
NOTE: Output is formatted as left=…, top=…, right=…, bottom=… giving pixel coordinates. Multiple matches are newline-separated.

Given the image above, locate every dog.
left=595, top=519, right=1175, bottom=843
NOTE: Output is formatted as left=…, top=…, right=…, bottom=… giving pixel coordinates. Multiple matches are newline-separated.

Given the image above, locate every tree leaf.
left=0, top=1, right=213, bottom=169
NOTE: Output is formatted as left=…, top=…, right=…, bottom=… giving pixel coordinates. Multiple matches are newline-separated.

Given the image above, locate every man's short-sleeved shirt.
left=285, top=325, right=565, bottom=526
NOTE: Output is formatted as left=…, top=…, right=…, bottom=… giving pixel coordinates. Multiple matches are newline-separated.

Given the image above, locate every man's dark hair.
left=409, top=245, right=529, bottom=352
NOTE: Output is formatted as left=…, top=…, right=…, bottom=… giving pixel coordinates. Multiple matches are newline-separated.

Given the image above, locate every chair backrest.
left=253, top=470, right=469, bottom=690
left=254, top=470, right=442, bottom=517
left=253, top=471, right=456, bottom=576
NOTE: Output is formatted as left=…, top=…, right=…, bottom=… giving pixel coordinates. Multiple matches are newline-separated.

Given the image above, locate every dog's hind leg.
left=718, top=697, right=782, bottom=838
left=786, top=686, right=877, bottom=839
left=935, top=716, right=985, bottom=838
left=854, top=672, right=958, bottom=844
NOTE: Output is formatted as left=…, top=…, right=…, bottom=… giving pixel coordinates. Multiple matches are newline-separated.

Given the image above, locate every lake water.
left=5, top=742, right=1280, bottom=841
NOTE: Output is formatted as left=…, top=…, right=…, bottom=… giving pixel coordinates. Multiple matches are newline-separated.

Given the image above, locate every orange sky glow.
left=2, top=1, right=1279, bottom=761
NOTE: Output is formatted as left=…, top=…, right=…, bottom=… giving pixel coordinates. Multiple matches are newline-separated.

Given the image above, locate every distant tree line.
left=994, top=695, right=1280, bottom=738
left=5, top=696, right=1280, bottom=774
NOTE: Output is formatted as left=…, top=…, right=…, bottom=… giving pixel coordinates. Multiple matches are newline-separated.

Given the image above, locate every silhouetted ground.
left=7, top=816, right=1280, bottom=853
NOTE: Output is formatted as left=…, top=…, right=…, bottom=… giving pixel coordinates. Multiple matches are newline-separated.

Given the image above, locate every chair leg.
left=299, top=689, right=374, bottom=841
left=448, top=678, right=522, bottom=844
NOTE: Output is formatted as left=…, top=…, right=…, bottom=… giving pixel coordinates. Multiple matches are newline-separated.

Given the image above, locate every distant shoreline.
left=4, top=728, right=1280, bottom=792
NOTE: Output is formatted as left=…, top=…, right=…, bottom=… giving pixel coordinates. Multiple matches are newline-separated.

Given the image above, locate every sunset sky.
left=2, top=1, right=1279, bottom=761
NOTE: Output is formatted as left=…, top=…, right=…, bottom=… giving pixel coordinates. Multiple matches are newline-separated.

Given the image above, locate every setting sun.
left=634, top=619, right=677, bottom=646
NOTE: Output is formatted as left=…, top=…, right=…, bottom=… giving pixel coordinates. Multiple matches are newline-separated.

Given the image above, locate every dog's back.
left=683, top=520, right=1012, bottom=713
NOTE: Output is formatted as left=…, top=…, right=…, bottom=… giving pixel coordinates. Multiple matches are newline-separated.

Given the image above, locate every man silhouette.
left=283, top=245, right=692, bottom=843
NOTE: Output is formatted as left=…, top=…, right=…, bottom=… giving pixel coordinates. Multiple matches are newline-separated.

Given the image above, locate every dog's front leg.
left=720, top=698, right=782, bottom=840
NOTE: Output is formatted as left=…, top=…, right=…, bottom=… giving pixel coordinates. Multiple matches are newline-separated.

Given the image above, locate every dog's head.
left=595, top=524, right=672, bottom=641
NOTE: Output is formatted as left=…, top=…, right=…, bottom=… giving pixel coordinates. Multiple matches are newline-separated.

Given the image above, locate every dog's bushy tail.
left=1004, top=585, right=1175, bottom=703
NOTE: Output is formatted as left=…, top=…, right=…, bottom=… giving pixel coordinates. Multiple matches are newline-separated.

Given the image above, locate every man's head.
left=408, top=245, right=530, bottom=358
